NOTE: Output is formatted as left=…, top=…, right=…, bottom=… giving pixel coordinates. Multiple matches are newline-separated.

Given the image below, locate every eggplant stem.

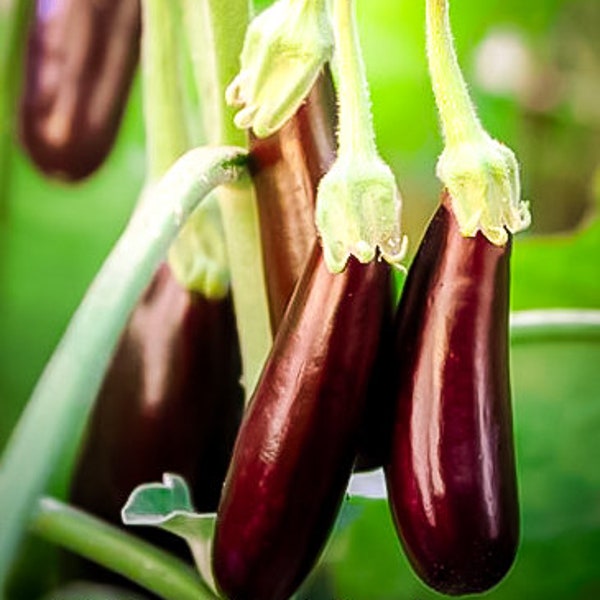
left=0, top=146, right=247, bottom=590
left=30, top=497, right=217, bottom=600
left=510, top=309, right=600, bottom=344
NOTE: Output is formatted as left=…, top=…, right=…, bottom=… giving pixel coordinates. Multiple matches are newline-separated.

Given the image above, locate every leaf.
left=122, top=473, right=217, bottom=593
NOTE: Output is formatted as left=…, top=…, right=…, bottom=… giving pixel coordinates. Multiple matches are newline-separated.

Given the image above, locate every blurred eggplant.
left=19, top=0, right=141, bottom=180
left=384, top=195, right=519, bottom=595
left=249, top=69, right=336, bottom=331
left=213, top=245, right=390, bottom=600
left=70, top=263, right=243, bottom=557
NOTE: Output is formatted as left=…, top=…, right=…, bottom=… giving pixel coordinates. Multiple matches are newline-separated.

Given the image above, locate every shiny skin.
left=71, top=263, right=243, bottom=526
left=19, top=0, right=140, bottom=180
left=213, top=246, right=390, bottom=600
left=249, top=70, right=337, bottom=331
left=385, top=197, right=519, bottom=595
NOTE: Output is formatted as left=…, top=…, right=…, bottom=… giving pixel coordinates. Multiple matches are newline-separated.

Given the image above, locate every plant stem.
left=425, top=0, right=484, bottom=148
left=185, top=0, right=272, bottom=395
left=510, top=309, right=600, bottom=344
left=0, top=146, right=247, bottom=591
left=0, top=0, right=33, bottom=218
left=30, top=497, right=216, bottom=600
left=141, top=0, right=190, bottom=181
left=332, top=0, right=377, bottom=158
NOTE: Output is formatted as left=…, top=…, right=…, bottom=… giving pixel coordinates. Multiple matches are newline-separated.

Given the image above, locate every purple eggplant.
left=19, top=0, right=140, bottom=180
left=384, top=195, right=519, bottom=595
left=213, top=245, right=390, bottom=600
left=249, top=70, right=337, bottom=331
left=70, top=262, right=243, bottom=536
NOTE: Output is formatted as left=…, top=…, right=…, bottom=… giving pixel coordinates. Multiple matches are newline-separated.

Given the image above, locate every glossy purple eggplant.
left=70, top=262, right=243, bottom=528
left=384, top=195, right=519, bottom=595
left=249, top=69, right=337, bottom=331
left=213, top=245, right=390, bottom=600
left=19, top=0, right=140, bottom=180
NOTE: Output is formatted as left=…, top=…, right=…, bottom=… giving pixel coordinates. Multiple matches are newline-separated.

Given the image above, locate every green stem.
left=141, top=0, right=190, bottom=180
left=425, top=0, right=485, bottom=147
left=0, top=146, right=247, bottom=590
left=510, top=309, right=600, bottom=344
left=184, top=0, right=272, bottom=395
left=0, top=0, right=33, bottom=217
left=332, top=0, right=378, bottom=158
left=30, top=497, right=216, bottom=600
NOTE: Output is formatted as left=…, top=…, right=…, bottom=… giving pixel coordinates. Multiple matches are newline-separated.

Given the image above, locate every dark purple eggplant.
left=212, top=245, right=390, bottom=600
left=384, top=195, right=519, bottom=595
left=19, top=0, right=140, bottom=180
left=70, top=263, right=243, bottom=555
left=249, top=69, right=337, bottom=331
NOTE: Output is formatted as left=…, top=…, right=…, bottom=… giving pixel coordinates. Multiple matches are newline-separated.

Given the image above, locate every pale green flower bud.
left=316, top=155, right=407, bottom=273
left=437, top=134, right=531, bottom=245
left=226, top=0, right=333, bottom=138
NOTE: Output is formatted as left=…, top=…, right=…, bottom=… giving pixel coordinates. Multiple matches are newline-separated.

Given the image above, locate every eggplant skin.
left=385, top=197, right=519, bottom=595
left=213, top=246, right=390, bottom=600
left=70, top=263, right=243, bottom=532
left=249, top=69, right=337, bottom=332
left=19, top=0, right=140, bottom=181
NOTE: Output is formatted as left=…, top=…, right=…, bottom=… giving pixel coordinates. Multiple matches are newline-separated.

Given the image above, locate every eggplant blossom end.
left=437, top=135, right=531, bottom=246
left=226, top=0, right=333, bottom=139
left=316, top=156, right=406, bottom=274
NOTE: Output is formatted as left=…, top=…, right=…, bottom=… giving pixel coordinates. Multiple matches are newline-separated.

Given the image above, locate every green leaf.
left=122, top=474, right=217, bottom=594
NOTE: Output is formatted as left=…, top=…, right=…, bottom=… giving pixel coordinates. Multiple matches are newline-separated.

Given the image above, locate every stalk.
left=30, top=497, right=216, bottom=600
left=184, top=0, right=272, bottom=395
left=0, top=146, right=247, bottom=590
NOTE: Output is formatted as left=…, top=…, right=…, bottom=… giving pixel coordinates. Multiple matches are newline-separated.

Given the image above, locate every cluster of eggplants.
left=384, top=193, right=519, bottom=595
left=70, top=263, right=243, bottom=562
left=19, top=0, right=140, bottom=180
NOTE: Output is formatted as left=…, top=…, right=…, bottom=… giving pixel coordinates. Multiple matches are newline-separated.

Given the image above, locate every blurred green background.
left=1, top=0, right=599, bottom=598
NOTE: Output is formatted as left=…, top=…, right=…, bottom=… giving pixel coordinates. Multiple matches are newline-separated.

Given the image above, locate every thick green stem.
left=30, top=497, right=216, bottom=600
left=141, top=0, right=190, bottom=180
left=332, top=0, right=377, bottom=158
left=510, top=310, right=600, bottom=344
left=0, top=0, right=33, bottom=217
left=0, top=147, right=247, bottom=590
left=185, top=0, right=272, bottom=395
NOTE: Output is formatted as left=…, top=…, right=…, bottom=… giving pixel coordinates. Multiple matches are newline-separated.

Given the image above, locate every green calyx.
left=167, top=194, right=230, bottom=299
left=226, top=0, right=333, bottom=138
left=437, top=134, right=531, bottom=245
left=316, top=155, right=406, bottom=273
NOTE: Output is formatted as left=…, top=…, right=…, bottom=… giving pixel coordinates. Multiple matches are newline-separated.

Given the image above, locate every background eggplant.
left=69, top=263, right=243, bottom=577
left=213, top=245, right=390, bottom=600
left=249, top=69, right=337, bottom=331
left=384, top=195, right=519, bottom=595
left=19, top=0, right=140, bottom=180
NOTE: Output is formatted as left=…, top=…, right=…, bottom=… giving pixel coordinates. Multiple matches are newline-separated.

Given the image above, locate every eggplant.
left=19, top=0, right=140, bottom=180
left=384, top=195, right=519, bottom=595
left=70, top=263, right=243, bottom=548
left=213, top=245, right=390, bottom=600
left=249, top=70, right=337, bottom=331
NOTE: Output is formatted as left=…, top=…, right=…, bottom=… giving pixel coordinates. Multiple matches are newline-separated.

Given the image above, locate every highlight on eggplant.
left=384, top=193, right=519, bottom=595
left=70, top=263, right=243, bottom=566
left=249, top=69, right=337, bottom=332
left=19, top=0, right=141, bottom=180
left=212, top=245, right=390, bottom=600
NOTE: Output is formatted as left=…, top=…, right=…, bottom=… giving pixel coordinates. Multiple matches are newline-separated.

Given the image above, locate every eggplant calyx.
left=226, top=0, right=333, bottom=139
left=437, top=133, right=531, bottom=245
left=316, top=154, right=406, bottom=273
left=168, top=194, right=230, bottom=299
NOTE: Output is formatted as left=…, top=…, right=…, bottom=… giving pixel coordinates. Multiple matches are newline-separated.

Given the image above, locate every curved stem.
left=332, top=0, right=377, bottom=158
left=425, top=0, right=484, bottom=147
left=0, top=146, right=247, bottom=590
left=30, top=497, right=216, bottom=600
left=510, top=309, right=600, bottom=344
